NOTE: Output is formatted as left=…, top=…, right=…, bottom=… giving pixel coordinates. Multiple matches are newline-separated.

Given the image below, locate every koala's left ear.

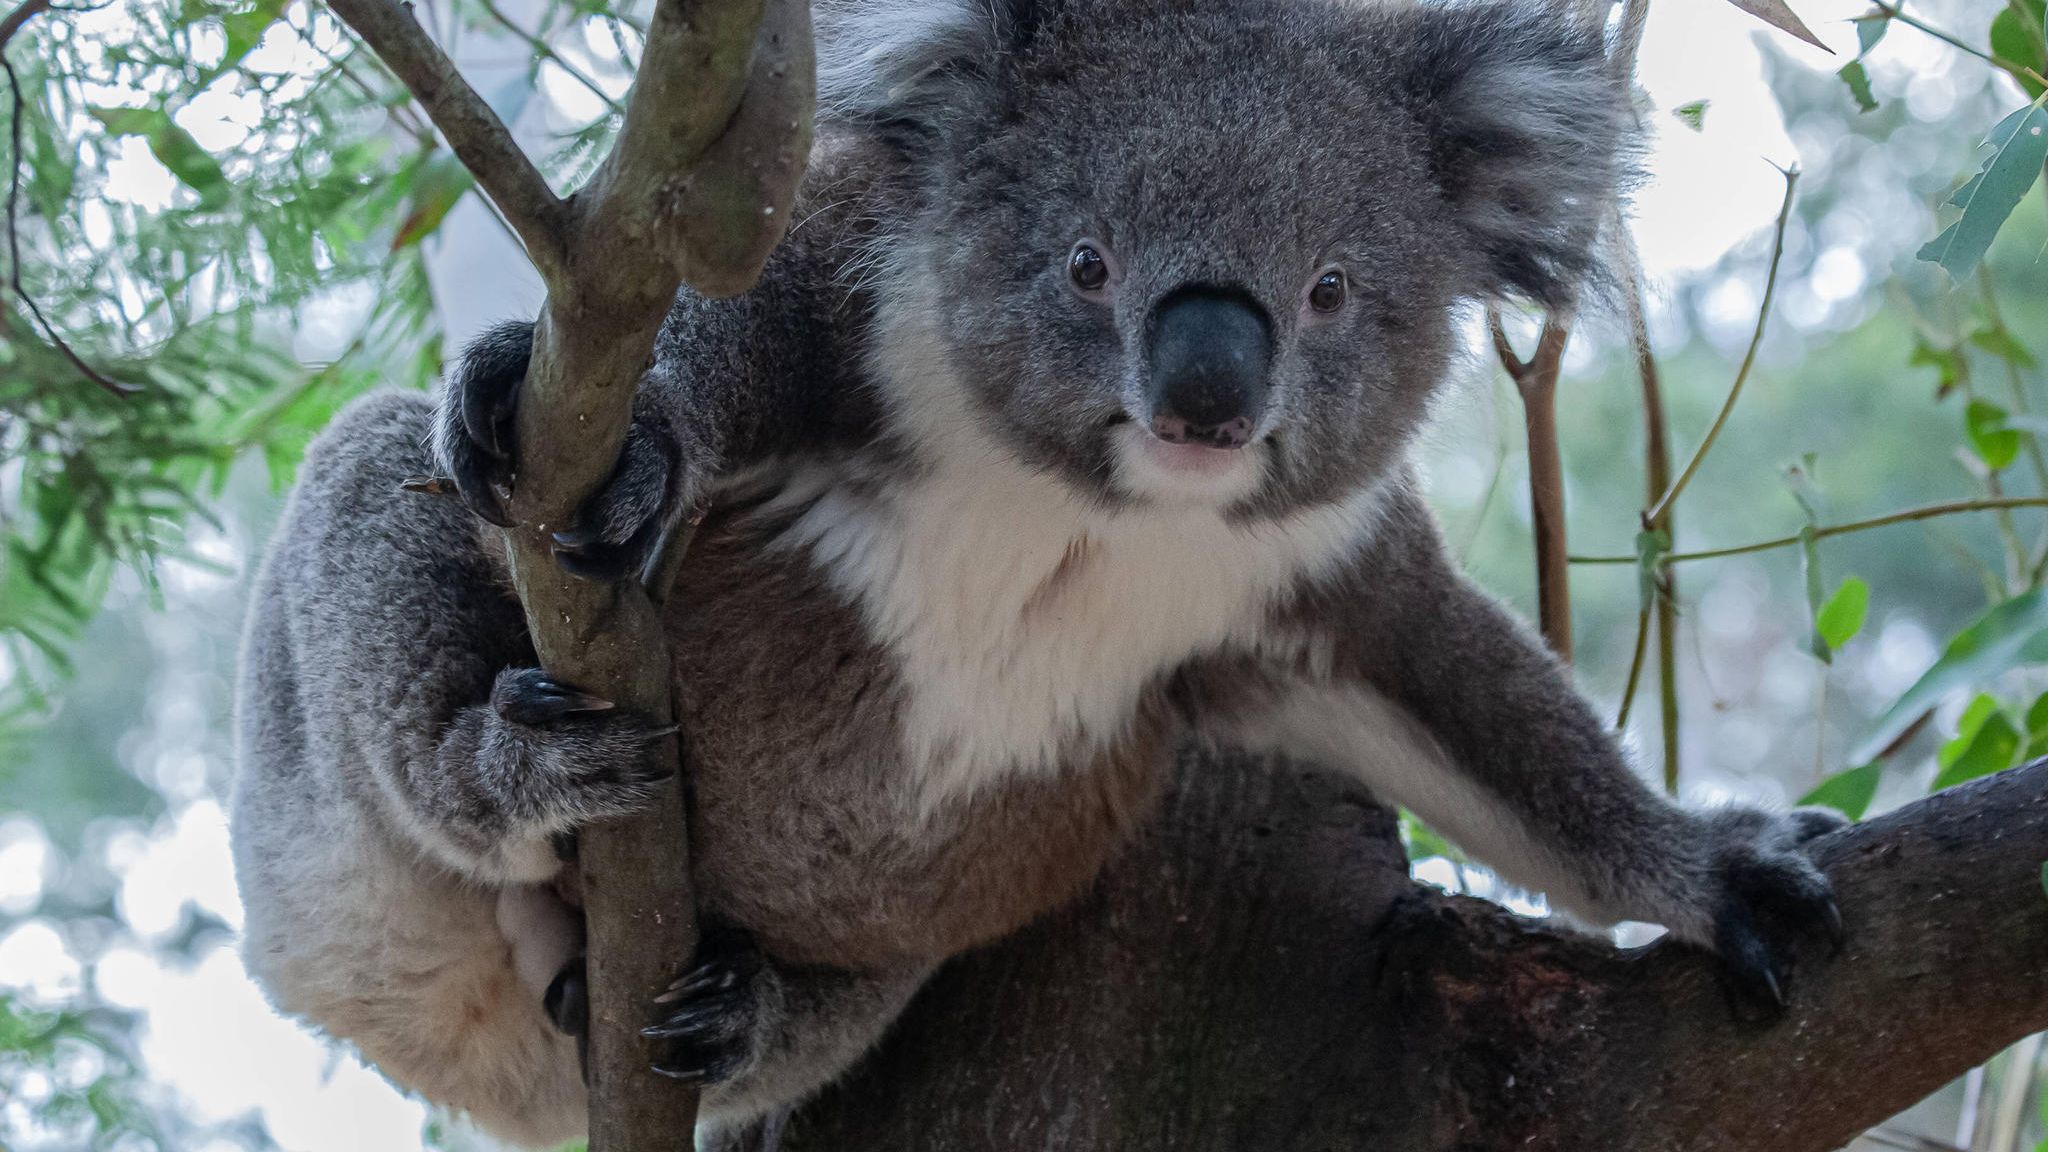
left=1394, top=4, right=1634, bottom=308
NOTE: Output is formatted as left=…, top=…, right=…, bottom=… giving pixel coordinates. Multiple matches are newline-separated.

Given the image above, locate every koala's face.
left=824, top=0, right=1627, bottom=517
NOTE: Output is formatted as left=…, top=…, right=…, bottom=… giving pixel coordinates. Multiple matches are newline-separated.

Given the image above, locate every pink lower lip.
left=1141, top=436, right=1243, bottom=476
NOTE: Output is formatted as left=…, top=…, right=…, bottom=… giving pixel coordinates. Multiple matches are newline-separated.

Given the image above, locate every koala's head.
left=819, top=0, right=1632, bottom=517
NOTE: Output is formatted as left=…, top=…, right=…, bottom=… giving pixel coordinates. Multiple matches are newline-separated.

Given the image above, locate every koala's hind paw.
left=488, top=667, right=675, bottom=827
left=644, top=929, right=766, bottom=1085
left=1704, top=806, right=1847, bottom=1017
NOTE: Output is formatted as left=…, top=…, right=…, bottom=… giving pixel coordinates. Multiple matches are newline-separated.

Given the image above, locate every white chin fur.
left=1112, top=424, right=1266, bottom=507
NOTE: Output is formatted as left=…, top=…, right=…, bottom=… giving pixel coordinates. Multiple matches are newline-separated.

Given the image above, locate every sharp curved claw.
left=460, top=480, right=515, bottom=529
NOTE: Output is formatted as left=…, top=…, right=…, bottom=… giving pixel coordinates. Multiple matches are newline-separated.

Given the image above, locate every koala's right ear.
left=1390, top=3, right=1635, bottom=309
left=814, top=0, right=1041, bottom=134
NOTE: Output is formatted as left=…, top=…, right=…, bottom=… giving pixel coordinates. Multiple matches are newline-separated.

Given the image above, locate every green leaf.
left=1967, top=399, right=2023, bottom=470
left=1725, top=0, right=1830, bottom=51
left=1990, top=1, right=2047, bottom=98
left=1970, top=324, right=2039, bottom=366
left=87, top=106, right=230, bottom=210
left=1854, top=12, right=1890, bottom=55
left=1799, top=760, right=1883, bottom=820
left=1672, top=100, right=1709, bottom=132
left=1934, top=695, right=2021, bottom=789
left=1854, top=588, right=2048, bottom=762
left=1816, top=577, right=1870, bottom=650
left=1917, top=97, right=2048, bottom=281
left=1838, top=60, right=1878, bottom=112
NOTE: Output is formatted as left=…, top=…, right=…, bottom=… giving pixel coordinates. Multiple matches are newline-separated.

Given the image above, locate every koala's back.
left=232, top=392, right=586, bottom=1147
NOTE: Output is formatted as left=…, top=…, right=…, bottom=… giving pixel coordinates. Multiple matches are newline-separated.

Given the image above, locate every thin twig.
left=1, top=27, right=130, bottom=396
left=1647, top=166, right=1797, bottom=524
left=1571, top=497, right=2048, bottom=565
left=477, top=0, right=624, bottom=116
left=1872, top=1, right=2048, bottom=91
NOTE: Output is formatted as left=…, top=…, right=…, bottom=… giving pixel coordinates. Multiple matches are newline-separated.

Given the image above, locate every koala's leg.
left=1231, top=487, right=1843, bottom=1009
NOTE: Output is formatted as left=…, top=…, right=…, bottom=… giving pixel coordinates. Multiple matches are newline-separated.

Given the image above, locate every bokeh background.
left=3, top=0, right=2047, bottom=1148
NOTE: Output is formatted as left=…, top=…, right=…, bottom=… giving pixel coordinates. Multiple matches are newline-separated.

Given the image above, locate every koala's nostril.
left=1145, top=285, right=1272, bottom=449
left=1151, top=414, right=1191, bottom=444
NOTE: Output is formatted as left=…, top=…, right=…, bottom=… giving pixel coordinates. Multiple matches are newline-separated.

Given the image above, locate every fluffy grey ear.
left=814, top=0, right=1037, bottom=130
left=1397, top=3, right=1633, bottom=308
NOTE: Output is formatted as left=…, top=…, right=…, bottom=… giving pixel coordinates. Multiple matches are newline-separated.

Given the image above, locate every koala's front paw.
left=433, top=321, right=691, bottom=583
left=489, top=667, right=674, bottom=828
left=643, top=928, right=769, bottom=1085
left=1701, top=806, right=1847, bottom=1014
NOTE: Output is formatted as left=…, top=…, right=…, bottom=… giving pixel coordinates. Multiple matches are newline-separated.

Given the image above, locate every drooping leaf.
left=1966, top=399, right=2023, bottom=470
left=1934, top=695, right=2022, bottom=789
left=1799, top=760, right=1884, bottom=820
left=1917, top=97, right=2048, bottom=281
left=1724, top=0, right=1832, bottom=52
left=1816, top=577, right=1870, bottom=650
left=1855, top=589, right=2048, bottom=762
left=1838, top=61, right=1878, bottom=112
left=1672, top=100, right=1710, bottom=132
left=1855, top=12, right=1890, bottom=55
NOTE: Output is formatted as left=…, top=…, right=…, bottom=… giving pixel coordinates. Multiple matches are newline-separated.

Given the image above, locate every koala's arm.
left=435, top=206, right=878, bottom=580
left=1235, top=484, right=1841, bottom=1000
left=256, top=392, right=674, bottom=886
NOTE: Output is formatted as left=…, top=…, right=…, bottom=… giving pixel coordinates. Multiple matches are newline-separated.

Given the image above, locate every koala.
left=230, top=0, right=1847, bottom=1145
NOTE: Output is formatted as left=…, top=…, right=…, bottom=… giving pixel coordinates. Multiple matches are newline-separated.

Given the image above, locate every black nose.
left=1145, top=287, right=1272, bottom=449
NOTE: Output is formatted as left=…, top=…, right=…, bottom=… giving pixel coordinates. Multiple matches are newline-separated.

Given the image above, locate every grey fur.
left=231, top=1, right=1837, bottom=1146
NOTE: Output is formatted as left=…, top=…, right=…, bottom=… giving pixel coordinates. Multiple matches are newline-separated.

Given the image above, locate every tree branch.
left=1490, top=309, right=1576, bottom=661
left=323, top=0, right=813, bottom=1148
left=745, top=755, right=2048, bottom=1152
left=322, top=0, right=567, bottom=268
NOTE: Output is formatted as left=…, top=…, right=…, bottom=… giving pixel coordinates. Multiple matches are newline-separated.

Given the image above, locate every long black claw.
left=651, top=1063, right=709, bottom=1082
left=495, top=669, right=616, bottom=727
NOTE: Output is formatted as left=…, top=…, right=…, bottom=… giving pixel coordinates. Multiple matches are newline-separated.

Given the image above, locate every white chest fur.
left=771, top=305, right=1386, bottom=809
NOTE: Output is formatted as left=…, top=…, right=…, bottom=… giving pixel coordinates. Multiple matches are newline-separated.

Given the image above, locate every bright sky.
left=12, top=2, right=1994, bottom=1150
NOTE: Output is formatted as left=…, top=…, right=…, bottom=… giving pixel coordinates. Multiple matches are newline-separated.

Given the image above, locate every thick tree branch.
left=323, top=0, right=813, bottom=1148
left=741, top=755, right=2048, bottom=1152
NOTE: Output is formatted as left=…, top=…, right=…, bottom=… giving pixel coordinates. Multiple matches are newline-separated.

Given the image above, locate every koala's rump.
left=668, top=507, right=1170, bottom=972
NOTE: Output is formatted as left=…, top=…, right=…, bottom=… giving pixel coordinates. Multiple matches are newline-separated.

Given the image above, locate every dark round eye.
left=1069, top=243, right=1110, bottom=293
left=1309, top=269, right=1347, bottom=313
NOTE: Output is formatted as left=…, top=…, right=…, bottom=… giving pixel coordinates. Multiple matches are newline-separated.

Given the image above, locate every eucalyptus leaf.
left=1966, top=399, right=2023, bottom=470
left=1917, top=97, right=2048, bottom=280
left=1724, top=0, right=1831, bottom=51
left=1854, top=588, right=2048, bottom=762
left=1934, top=696, right=2021, bottom=789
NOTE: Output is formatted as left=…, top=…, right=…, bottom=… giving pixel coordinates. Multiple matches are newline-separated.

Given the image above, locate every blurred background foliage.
left=0, top=0, right=2046, bottom=1148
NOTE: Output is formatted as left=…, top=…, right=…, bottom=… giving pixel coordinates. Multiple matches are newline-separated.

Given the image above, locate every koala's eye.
left=1309, top=269, right=1347, bottom=314
left=1069, top=242, right=1110, bottom=294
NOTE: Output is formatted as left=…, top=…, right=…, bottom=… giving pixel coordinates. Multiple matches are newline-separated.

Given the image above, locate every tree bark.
left=723, top=754, right=2048, bottom=1152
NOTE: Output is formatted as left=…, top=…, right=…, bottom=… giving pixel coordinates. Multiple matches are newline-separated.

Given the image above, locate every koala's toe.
left=1708, top=823, right=1842, bottom=1017
left=550, top=422, right=680, bottom=585
left=644, top=930, right=764, bottom=1085
left=492, top=668, right=615, bottom=727
left=434, top=320, right=534, bottom=528
left=1787, top=805, right=1852, bottom=843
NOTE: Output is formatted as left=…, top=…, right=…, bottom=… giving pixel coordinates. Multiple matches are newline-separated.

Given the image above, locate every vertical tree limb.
left=319, top=0, right=814, bottom=1146
left=1624, top=264, right=1682, bottom=791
